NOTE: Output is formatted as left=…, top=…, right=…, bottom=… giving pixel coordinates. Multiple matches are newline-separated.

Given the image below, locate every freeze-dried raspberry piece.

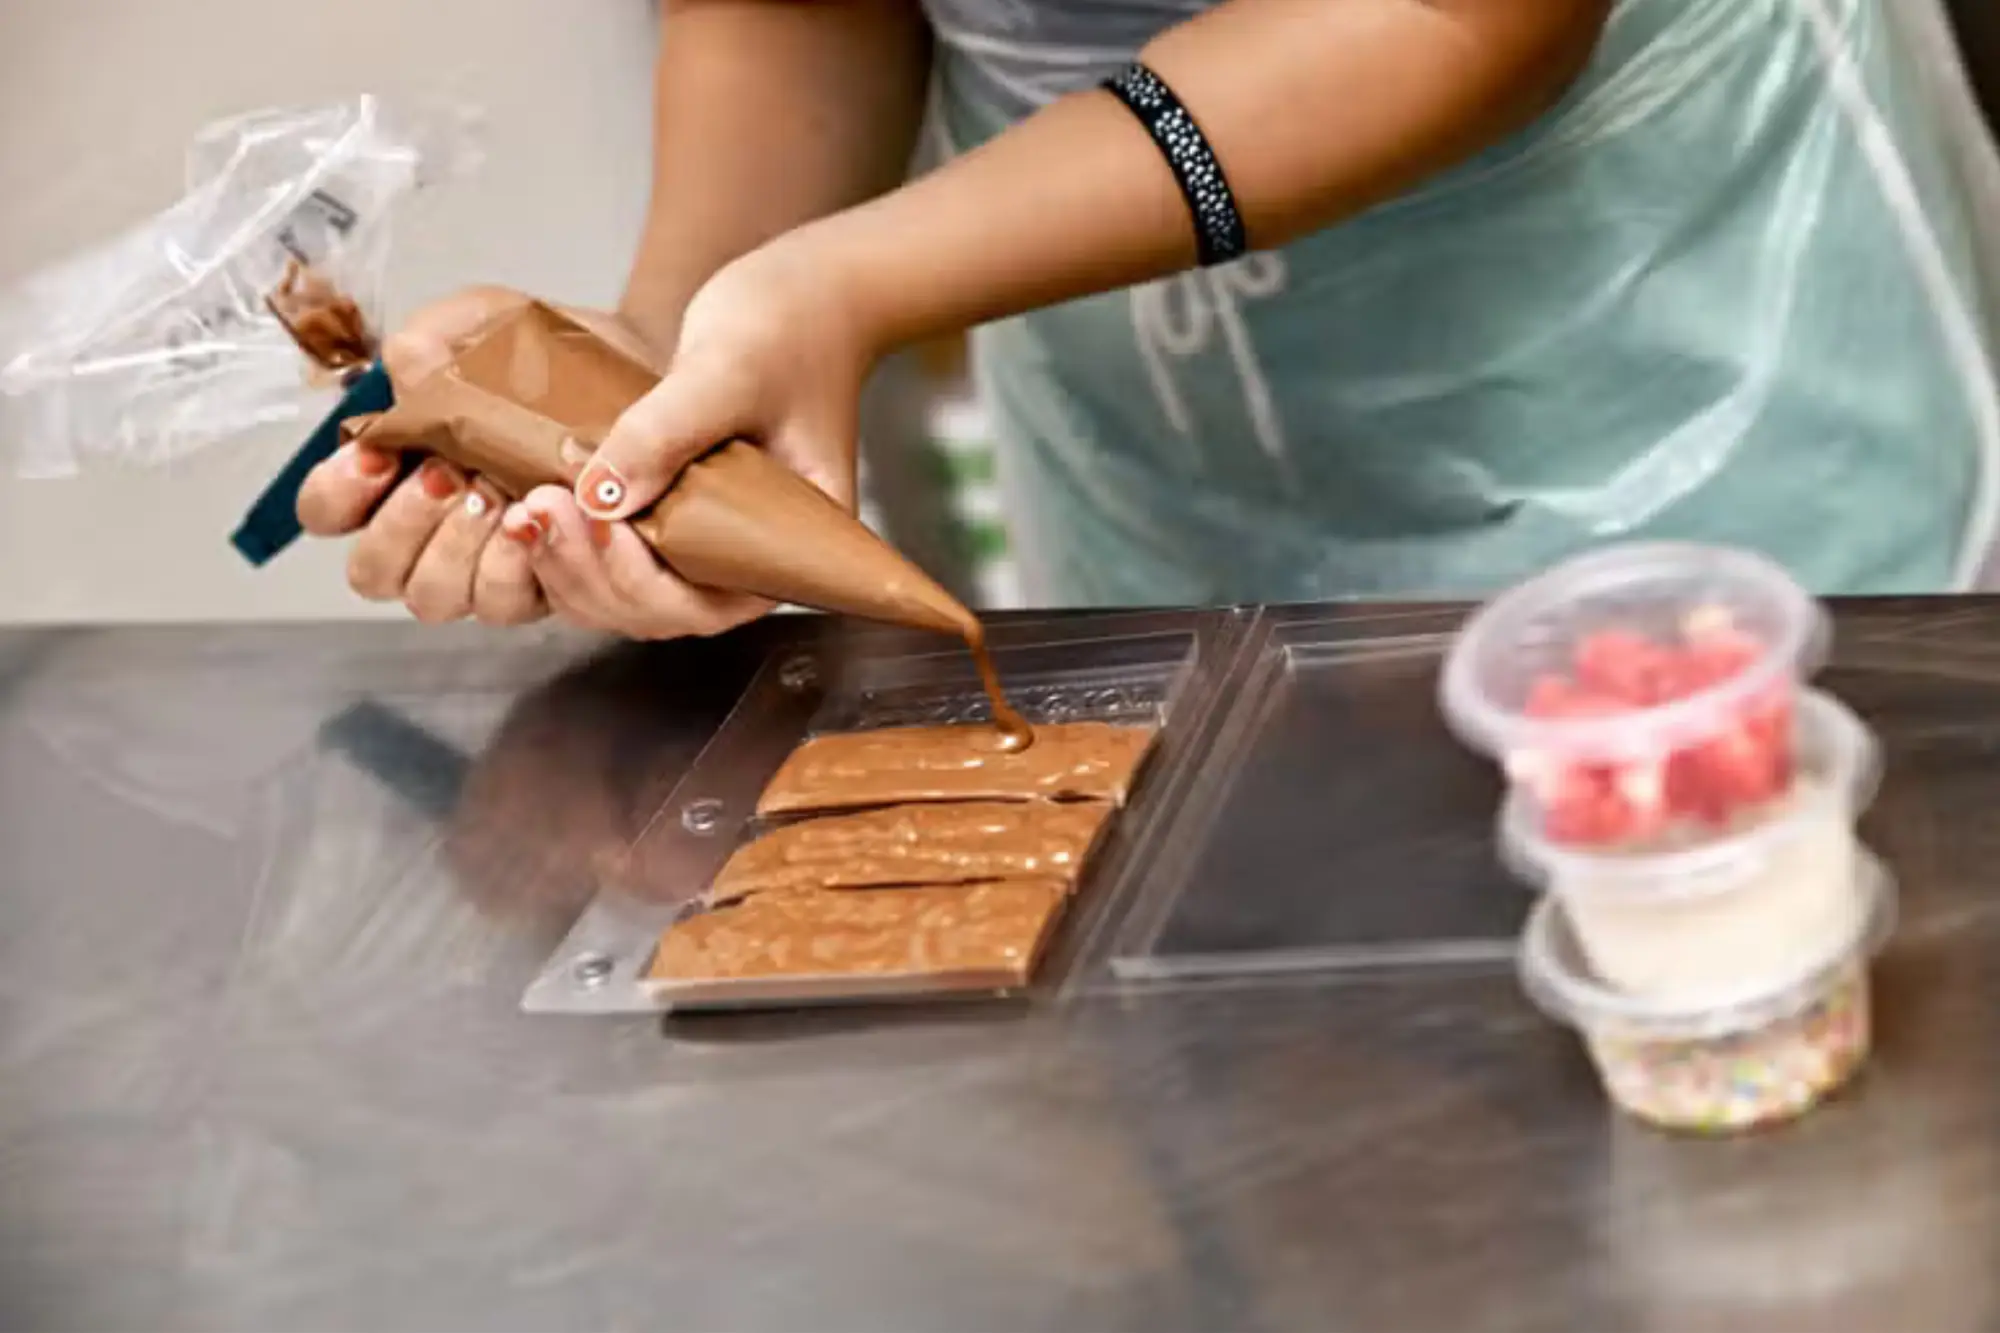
left=1517, top=618, right=1794, bottom=847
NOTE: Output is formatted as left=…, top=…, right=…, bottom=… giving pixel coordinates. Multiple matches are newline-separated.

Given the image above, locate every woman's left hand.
left=514, top=240, right=876, bottom=641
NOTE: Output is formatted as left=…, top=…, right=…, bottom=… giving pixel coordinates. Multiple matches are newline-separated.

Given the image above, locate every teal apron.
left=921, top=0, right=1999, bottom=601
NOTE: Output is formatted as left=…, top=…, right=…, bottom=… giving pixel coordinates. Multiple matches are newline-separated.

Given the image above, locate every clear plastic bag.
left=0, top=96, right=479, bottom=479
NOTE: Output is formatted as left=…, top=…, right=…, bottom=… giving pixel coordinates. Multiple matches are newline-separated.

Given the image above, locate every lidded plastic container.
left=1519, top=852, right=1894, bottom=1133
left=1499, top=690, right=1880, bottom=998
left=1441, top=543, right=1830, bottom=849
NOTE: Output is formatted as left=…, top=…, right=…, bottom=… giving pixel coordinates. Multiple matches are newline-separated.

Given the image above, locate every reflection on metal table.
left=1, top=602, right=1996, bottom=1332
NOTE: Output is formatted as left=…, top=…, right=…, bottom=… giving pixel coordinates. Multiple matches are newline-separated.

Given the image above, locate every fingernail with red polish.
left=576, top=462, right=627, bottom=516
left=351, top=444, right=396, bottom=479
left=419, top=460, right=462, bottom=500
left=588, top=520, right=615, bottom=551
left=502, top=512, right=546, bottom=547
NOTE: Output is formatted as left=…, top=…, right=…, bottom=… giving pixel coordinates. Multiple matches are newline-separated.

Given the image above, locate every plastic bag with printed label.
left=0, top=96, right=479, bottom=479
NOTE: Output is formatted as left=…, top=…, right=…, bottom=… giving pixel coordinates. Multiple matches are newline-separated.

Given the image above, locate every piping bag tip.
left=633, top=440, right=977, bottom=639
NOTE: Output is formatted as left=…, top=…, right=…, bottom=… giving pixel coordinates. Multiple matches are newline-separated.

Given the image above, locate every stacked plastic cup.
left=1441, top=544, right=1894, bottom=1134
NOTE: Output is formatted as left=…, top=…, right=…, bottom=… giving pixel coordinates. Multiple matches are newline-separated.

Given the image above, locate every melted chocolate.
left=711, top=800, right=1112, bottom=900
left=757, top=722, right=1155, bottom=816
left=265, top=260, right=375, bottom=373
left=966, top=627, right=1033, bottom=752
left=649, top=879, right=1068, bottom=986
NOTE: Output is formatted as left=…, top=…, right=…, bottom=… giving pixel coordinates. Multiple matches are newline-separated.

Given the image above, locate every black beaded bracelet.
left=1102, top=62, right=1248, bottom=268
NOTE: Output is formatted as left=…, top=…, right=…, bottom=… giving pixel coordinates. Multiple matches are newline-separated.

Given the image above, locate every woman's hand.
left=296, top=243, right=873, bottom=641
left=518, top=240, right=874, bottom=640
left=293, top=286, right=657, bottom=628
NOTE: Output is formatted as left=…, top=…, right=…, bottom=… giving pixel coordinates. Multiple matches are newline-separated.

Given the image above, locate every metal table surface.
left=2, top=602, right=1998, bottom=1332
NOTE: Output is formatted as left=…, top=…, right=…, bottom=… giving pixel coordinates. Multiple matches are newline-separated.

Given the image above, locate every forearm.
left=801, top=0, right=1607, bottom=350
left=619, top=0, right=932, bottom=351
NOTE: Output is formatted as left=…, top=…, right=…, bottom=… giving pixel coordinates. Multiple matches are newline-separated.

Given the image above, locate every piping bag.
left=231, top=276, right=1030, bottom=749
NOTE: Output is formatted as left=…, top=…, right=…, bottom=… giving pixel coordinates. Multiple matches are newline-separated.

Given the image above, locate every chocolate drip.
left=967, top=627, right=1034, bottom=753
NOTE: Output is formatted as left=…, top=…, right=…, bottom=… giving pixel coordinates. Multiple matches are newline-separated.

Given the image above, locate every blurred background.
left=0, top=0, right=1993, bottom=624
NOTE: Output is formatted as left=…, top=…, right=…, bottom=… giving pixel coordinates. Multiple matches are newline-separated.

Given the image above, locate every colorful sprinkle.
left=1585, top=967, right=1870, bottom=1133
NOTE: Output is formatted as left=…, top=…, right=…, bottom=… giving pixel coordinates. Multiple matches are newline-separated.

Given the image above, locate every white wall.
left=0, top=0, right=658, bottom=623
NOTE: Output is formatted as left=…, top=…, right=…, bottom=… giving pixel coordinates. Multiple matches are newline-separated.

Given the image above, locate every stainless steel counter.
left=3, top=603, right=1997, bottom=1332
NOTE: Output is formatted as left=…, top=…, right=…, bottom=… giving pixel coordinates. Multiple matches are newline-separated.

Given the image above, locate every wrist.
left=611, top=289, right=687, bottom=367
left=769, top=209, right=917, bottom=360
left=705, top=222, right=896, bottom=374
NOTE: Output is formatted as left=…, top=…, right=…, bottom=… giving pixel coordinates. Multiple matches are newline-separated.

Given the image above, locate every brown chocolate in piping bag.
left=266, top=260, right=377, bottom=375
left=330, top=295, right=1031, bottom=748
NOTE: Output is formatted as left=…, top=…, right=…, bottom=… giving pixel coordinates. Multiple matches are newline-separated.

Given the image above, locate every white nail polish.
left=592, top=476, right=624, bottom=509
left=464, top=491, right=489, bottom=518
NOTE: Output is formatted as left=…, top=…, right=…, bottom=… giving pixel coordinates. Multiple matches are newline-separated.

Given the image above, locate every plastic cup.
left=1518, top=851, right=1892, bottom=1133
left=1440, top=543, right=1829, bottom=847
left=1499, top=691, right=1880, bottom=998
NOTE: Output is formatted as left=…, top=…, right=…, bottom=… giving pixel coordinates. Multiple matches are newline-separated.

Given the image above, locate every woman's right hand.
left=294, top=286, right=660, bottom=627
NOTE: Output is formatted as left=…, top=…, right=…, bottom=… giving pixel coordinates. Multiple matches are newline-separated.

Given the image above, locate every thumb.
left=576, top=360, right=752, bottom=520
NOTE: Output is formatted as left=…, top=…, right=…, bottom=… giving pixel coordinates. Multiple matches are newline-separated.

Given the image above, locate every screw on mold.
left=571, top=952, right=614, bottom=989
left=681, top=798, right=725, bottom=835
left=779, top=654, right=818, bottom=692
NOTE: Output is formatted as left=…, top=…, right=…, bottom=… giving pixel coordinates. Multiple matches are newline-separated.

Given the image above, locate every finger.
left=474, top=509, right=551, bottom=627
left=403, top=480, right=506, bottom=624
left=516, top=491, right=626, bottom=628
left=768, top=418, right=859, bottom=512
left=575, top=356, right=754, bottom=521
left=541, top=586, right=614, bottom=634
left=541, top=584, right=615, bottom=634
left=298, top=442, right=401, bottom=536
left=345, top=459, right=466, bottom=603
left=586, top=517, right=770, bottom=639
left=527, top=490, right=765, bottom=641
left=501, top=501, right=600, bottom=629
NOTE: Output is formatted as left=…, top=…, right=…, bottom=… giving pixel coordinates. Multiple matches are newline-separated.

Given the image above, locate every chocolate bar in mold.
left=709, top=800, right=1115, bottom=901
left=755, top=723, right=1157, bottom=816
left=639, top=878, right=1069, bottom=1011
left=521, top=614, right=1247, bottom=1015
